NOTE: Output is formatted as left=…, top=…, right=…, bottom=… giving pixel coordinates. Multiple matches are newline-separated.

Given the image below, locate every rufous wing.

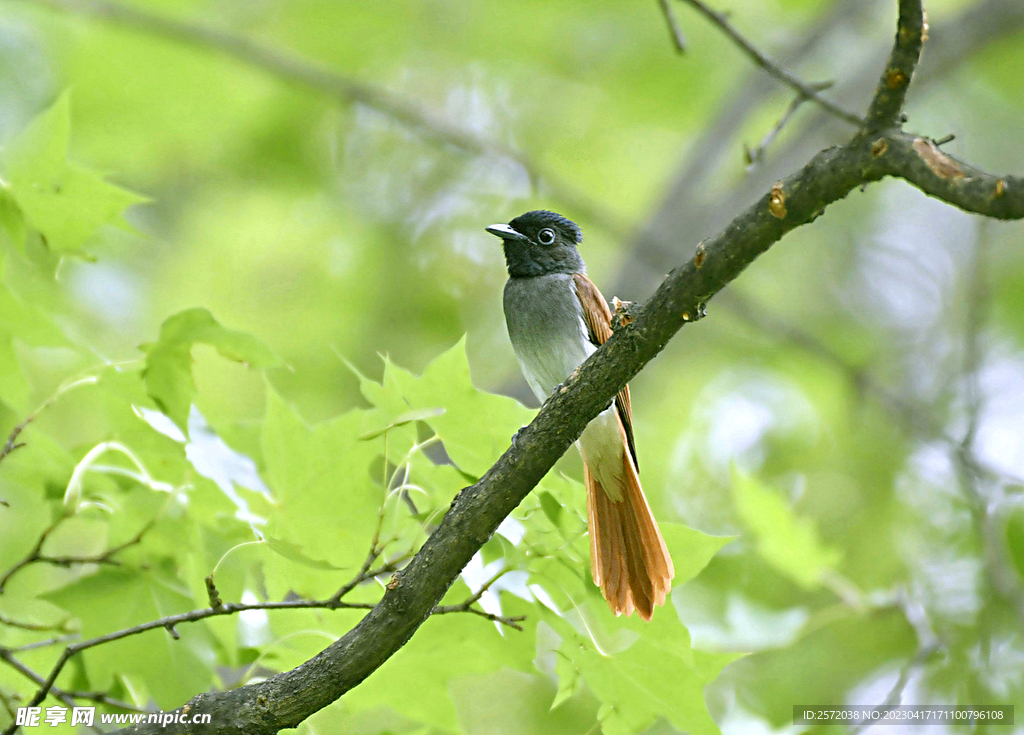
left=572, top=273, right=637, bottom=468
left=572, top=273, right=674, bottom=620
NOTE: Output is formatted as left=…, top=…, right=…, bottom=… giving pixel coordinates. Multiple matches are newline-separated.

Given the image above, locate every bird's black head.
left=486, top=210, right=585, bottom=279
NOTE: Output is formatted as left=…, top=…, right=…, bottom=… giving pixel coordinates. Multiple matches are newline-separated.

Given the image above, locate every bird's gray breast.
left=503, top=274, right=595, bottom=403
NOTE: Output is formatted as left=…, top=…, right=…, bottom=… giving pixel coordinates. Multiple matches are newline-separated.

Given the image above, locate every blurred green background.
left=1, top=0, right=1023, bottom=732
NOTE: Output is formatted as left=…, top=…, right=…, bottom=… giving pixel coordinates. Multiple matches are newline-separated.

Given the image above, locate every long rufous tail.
left=584, top=451, right=674, bottom=621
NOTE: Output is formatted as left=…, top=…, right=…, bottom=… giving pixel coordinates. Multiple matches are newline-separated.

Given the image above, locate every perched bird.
left=486, top=210, right=674, bottom=620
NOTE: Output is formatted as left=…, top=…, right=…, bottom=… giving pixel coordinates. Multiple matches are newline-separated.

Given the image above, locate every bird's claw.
left=611, top=297, right=636, bottom=330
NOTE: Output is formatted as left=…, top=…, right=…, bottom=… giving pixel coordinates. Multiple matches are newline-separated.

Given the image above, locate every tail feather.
left=584, top=451, right=673, bottom=621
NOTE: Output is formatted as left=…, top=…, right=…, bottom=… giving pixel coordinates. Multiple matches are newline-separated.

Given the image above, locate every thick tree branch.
left=865, top=0, right=926, bottom=128
left=5, top=544, right=514, bottom=722
left=2, top=2, right=1018, bottom=733
left=106, top=129, right=1024, bottom=735
left=877, top=134, right=1021, bottom=218
left=618, top=0, right=1024, bottom=298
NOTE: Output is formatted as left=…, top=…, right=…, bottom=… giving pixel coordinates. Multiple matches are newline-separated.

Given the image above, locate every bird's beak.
left=485, top=224, right=528, bottom=243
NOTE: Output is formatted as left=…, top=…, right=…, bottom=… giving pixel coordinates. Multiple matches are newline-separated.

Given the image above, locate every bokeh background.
left=1, top=0, right=1023, bottom=732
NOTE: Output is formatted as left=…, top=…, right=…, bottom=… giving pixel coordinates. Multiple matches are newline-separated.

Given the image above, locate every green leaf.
left=551, top=652, right=583, bottom=710
left=731, top=468, right=842, bottom=589
left=1, top=92, right=148, bottom=254
left=386, top=338, right=534, bottom=476
left=527, top=523, right=734, bottom=735
left=661, top=522, right=735, bottom=587
left=141, top=307, right=278, bottom=432
left=558, top=601, right=739, bottom=735
left=42, top=569, right=217, bottom=708
left=259, top=387, right=380, bottom=598
left=342, top=595, right=536, bottom=731
left=0, top=268, right=68, bottom=408
left=359, top=406, right=445, bottom=440
left=265, top=536, right=345, bottom=570
left=538, top=491, right=563, bottom=528
left=451, top=668, right=598, bottom=735
left=0, top=188, right=26, bottom=249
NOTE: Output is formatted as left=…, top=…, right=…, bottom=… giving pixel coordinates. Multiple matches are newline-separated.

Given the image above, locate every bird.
left=486, top=210, right=674, bottom=620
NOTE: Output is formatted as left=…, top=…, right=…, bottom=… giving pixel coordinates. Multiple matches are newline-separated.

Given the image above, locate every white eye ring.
left=538, top=228, right=556, bottom=245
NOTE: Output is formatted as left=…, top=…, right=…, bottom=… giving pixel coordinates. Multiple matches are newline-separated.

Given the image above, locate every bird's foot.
left=611, top=297, right=636, bottom=330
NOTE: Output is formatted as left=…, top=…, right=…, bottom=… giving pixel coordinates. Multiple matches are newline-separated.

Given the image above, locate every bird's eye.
left=538, top=228, right=556, bottom=245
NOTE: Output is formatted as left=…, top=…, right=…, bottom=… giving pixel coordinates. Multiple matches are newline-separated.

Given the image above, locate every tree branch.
left=657, top=0, right=688, bottom=53
left=744, top=82, right=834, bottom=169
left=865, top=0, right=926, bottom=128
left=0, top=414, right=32, bottom=465
left=0, top=613, right=68, bottom=633
left=876, top=134, right=1021, bottom=218
left=0, top=647, right=142, bottom=713
left=616, top=0, right=1024, bottom=299
left=1, top=1, right=1018, bottom=733
left=6, top=540, right=510, bottom=723
left=0, top=519, right=154, bottom=594
left=718, top=290, right=1024, bottom=487
left=0, top=523, right=58, bottom=595
left=103, top=55, right=1024, bottom=735
left=677, top=0, right=865, bottom=127
left=5, top=0, right=625, bottom=242
left=6, top=597, right=378, bottom=721
left=431, top=568, right=527, bottom=631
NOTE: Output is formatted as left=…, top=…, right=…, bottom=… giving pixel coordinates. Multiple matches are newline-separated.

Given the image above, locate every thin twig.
left=0, top=647, right=143, bottom=713
left=0, top=376, right=105, bottom=471
left=657, top=0, right=687, bottom=53
left=678, top=0, right=864, bottom=126
left=329, top=552, right=412, bottom=603
left=951, top=230, right=1024, bottom=624
left=849, top=592, right=941, bottom=735
left=16, top=596, right=376, bottom=713
left=0, top=414, right=33, bottom=465
left=5, top=634, right=78, bottom=653
left=432, top=604, right=527, bottom=631
left=38, top=519, right=155, bottom=569
left=0, top=613, right=69, bottom=633
left=7, top=553, right=472, bottom=719
left=0, top=522, right=60, bottom=595
left=719, top=290, right=1024, bottom=487
left=329, top=430, right=413, bottom=603
left=431, top=568, right=526, bottom=631
left=0, top=690, right=15, bottom=723
left=744, top=81, right=833, bottom=169
left=0, top=519, right=153, bottom=594
left=849, top=644, right=941, bottom=735
left=0, top=647, right=77, bottom=710
left=616, top=0, right=1024, bottom=300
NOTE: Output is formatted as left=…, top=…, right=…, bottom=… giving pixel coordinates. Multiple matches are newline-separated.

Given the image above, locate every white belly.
left=504, top=274, right=594, bottom=402
left=503, top=273, right=626, bottom=501
left=578, top=407, right=626, bottom=501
